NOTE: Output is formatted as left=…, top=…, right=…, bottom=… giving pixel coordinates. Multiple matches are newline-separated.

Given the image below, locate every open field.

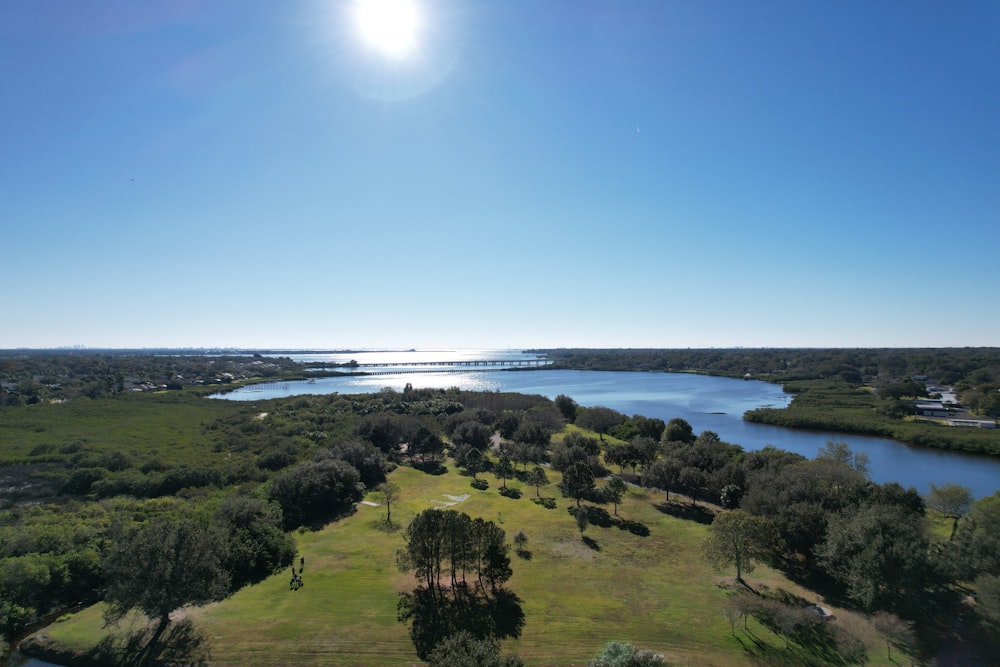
left=33, top=463, right=906, bottom=666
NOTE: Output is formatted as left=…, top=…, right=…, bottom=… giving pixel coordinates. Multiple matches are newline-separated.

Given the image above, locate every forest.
left=0, top=350, right=999, bottom=664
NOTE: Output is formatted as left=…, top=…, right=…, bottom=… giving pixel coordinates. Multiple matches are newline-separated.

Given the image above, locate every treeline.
left=744, top=378, right=1000, bottom=455
left=539, top=348, right=1000, bottom=456
left=536, top=347, right=1000, bottom=385
left=0, top=352, right=300, bottom=404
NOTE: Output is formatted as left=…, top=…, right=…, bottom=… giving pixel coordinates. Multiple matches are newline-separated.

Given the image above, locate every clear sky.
left=2, top=1, right=998, bottom=350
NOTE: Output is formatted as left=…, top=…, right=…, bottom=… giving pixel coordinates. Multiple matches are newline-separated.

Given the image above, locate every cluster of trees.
left=0, top=493, right=297, bottom=643
left=0, top=381, right=569, bottom=642
left=542, top=396, right=998, bottom=638
left=396, top=509, right=522, bottom=659
left=397, top=509, right=512, bottom=597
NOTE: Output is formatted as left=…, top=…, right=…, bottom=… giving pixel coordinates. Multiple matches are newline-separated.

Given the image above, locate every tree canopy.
left=103, top=517, right=230, bottom=628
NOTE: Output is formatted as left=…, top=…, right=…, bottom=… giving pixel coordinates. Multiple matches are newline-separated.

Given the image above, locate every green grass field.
left=34, top=462, right=906, bottom=666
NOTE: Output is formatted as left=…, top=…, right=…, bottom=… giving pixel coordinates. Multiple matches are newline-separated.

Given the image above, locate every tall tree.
left=703, top=510, right=776, bottom=584
left=103, top=517, right=230, bottom=637
left=603, top=476, right=628, bottom=517
left=527, top=466, right=549, bottom=497
left=662, top=417, right=695, bottom=445
left=642, top=458, right=679, bottom=502
left=819, top=503, right=933, bottom=611
left=953, top=491, right=1000, bottom=579
left=872, top=612, right=916, bottom=662
left=926, top=482, right=973, bottom=540
left=560, top=462, right=596, bottom=507
left=213, top=495, right=296, bottom=590
left=376, top=481, right=400, bottom=525
left=554, top=394, right=578, bottom=423
left=494, top=455, right=515, bottom=490
left=575, top=406, right=625, bottom=441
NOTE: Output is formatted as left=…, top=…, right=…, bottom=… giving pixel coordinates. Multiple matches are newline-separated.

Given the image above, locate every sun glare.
left=354, top=0, right=423, bottom=59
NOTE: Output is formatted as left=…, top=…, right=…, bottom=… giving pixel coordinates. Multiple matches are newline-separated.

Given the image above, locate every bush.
left=269, top=459, right=363, bottom=529
left=471, top=479, right=489, bottom=490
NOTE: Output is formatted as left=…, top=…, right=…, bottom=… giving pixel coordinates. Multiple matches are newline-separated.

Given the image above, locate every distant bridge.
left=351, top=359, right=550, bottom=368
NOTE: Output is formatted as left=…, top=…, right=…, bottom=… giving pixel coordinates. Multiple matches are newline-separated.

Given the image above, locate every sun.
left=354, top=0, right=423, bottom=60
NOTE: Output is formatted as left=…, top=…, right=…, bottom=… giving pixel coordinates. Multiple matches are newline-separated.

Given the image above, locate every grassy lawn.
left=37, top=462, right=908, bottom=666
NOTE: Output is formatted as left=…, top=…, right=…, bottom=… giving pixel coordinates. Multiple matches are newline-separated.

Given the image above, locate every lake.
left=213, top=350, right=1000, bottom=499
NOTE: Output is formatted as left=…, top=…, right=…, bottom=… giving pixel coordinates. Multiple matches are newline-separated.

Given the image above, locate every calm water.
left=214, top=350, right=1000, bottom=499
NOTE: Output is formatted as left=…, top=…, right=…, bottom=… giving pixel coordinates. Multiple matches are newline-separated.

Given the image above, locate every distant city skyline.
left=3, top=1, right=998, bottom=350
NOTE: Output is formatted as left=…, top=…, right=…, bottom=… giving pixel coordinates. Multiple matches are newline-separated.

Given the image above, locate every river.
left=209, top=350, right=1000, bottom=499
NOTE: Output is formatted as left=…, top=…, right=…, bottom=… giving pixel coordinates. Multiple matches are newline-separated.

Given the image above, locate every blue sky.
left=2, top=1, right=998, bottom=350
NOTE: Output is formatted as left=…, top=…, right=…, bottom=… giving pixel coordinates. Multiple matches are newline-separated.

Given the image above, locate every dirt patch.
left=433, top=493, right=470, bottom=509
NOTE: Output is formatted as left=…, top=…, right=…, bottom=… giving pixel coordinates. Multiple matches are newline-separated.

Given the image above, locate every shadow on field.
left=412, top=461, right=448, bottom=475
left=568, top=505, right=649, bottom=536
left=653, top=500, right=715, bottom=525
left=85, top=618, right=210, bottom=666
left=398, top=586, right=525, bottom=659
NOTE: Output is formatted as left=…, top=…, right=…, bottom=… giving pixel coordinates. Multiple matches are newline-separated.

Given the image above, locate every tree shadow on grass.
left=653, top=500, right=715, bottom=525
left=582, top=536, right=601, bottom=551
left=531, top=496, right=557, bottom=509
left=398, top=586, right=524, bottom=660
left=614, top=517, right=650, bottom=537
left=86, top=618, right=210, bottom=666
left=412, top=461, right=448, bottom=475
left=515, top=548, right=533, bottom=560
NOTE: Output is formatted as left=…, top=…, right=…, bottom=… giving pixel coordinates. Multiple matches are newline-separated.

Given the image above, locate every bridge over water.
left=351, top=359, right=550, bottom=368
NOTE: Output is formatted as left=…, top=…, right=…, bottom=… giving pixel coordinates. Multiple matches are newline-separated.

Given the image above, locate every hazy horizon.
left=4, top=1, right=998, bottom=350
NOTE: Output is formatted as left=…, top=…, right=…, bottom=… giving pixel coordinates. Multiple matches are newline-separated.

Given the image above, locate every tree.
left=554, top=394, right=578, bottom=422
left=926, top=482, right=972, bottom=540
left=513, top=530, right=528, bottom=555
left=327, top=440, right=388, bottom=487
left=560, top=462, right=596, bottom=507
left=872, top=611, right=916, bottom=661
left=213, top=495, right=296, bottom=590
left=398, top=510, right=512, bottom=598
left=603, top=476, right=627, bottom=517
left=953, top=491, right=1000, bottom=579
left=720, top=484, right=743, bottom=510
left=575, top=509, right=589, bottom=537
left=452, top=421, right=493, bottom=452
left=464, top=448, right=484, bottom=480
left=410, top=426, right=446, bottom=463
left=427, top=630, right=524, bottom=667
left=376, top=481, right=400, bottom=525
left=494, top=455, right=515, bottom=490
left=975, top=573, right=1000, bottom=629
left=588, top=640, right=664, bottom=666
left=550, top=432, right=603, bottom=474
left=527, top=466, right=549, bottom=497
left=662, top=417, right=695, bottom=445
left=703, top=510, right=776, bottom=583
left=103, top=517, right=230, bottom=637
left=819, top=503, right=933, bottom=611
left=575, top=406, right=625, bottom=441
left=642, top=459, right=679, bottom=502
left=817, top=441, right=871, bottom=476
left=269, top=458, right=363, bottom=529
